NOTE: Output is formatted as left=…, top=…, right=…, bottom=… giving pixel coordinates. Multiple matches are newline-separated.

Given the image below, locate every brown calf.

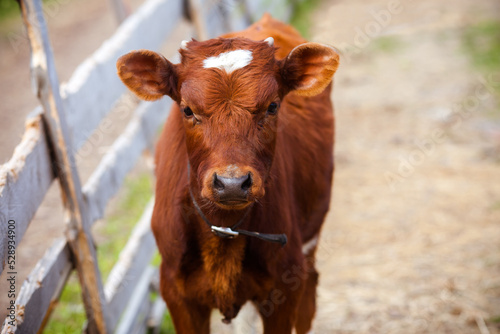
left=117, top=14, right=339, bottom=334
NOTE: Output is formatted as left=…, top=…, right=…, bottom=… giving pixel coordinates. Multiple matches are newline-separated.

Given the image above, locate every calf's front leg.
left=257, top=275, right=306, bottom=334
left=159, top=263, right=211, bottom=334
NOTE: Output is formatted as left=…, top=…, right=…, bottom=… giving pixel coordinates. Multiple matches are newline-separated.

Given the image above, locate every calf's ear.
left=280, top=43, right=339, bottom=96
left=116, top=50, right=179, bottom=101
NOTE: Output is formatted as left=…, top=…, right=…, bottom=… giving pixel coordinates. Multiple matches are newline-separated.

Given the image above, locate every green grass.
left=490, top=200, right=500, bottom=211
left=0, top=0, right=20, bottom=22
left=0, top=0, right=22, bottom=35
left=43, top=172, right=175, bottom=333
left=43, top=273, right=86, bottom=333
left=0, top=0, right=79, bottom=37
left=97, top=173, right=153, bottom=280
left=463, top=20, right=500, bottom=73
left=0, top=0, right=71, bottom=22
left=371, top=36, right=403, bottom=53
left=151, top=251, right=162, bottom=267
left=149, top=252, right=176, bottom=333
left=290, top=0, right=322, bottom=39
left=463, top=19, right=500, bottom=105
left=158, top=312, right=176, bottom=334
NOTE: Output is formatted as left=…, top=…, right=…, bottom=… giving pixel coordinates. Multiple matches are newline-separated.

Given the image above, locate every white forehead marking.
left=203, top=49, right=253, bottom=73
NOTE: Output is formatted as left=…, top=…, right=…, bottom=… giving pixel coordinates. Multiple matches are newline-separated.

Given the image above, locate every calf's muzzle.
left=213, top=173, right=252, bottom=203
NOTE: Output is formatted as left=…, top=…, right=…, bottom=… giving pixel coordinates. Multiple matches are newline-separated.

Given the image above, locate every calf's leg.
left=159, top=264, right=211, bottom=333
left=257, top=275, right=306, bottom=334
left=164, top=296, right=211, bottom=334
left=294, top=268, right=319, bottom=334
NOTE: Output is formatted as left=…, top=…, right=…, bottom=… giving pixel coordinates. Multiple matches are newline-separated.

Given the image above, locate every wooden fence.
left=0, top=0, right=294, bottom=332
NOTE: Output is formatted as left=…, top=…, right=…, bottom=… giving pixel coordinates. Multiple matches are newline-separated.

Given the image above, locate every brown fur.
left=117, top=13, right=339, bottom=334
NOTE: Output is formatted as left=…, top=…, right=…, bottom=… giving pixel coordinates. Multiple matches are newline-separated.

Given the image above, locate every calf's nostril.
left=213, top=173, right=225, bottom=191
left=241, top=173, right=252, bottom=191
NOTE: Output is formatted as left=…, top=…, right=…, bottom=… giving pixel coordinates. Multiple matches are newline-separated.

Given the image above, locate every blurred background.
left=0, top=0, right=499, bottom=332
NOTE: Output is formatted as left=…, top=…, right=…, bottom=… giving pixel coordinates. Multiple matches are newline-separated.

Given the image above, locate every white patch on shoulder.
left=203, top=49, right=253, bottom=73
left=302, top=235, right=319, bottom=255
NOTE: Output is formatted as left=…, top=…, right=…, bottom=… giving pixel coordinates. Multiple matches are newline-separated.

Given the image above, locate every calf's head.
left=117, top=37, right=338, bottom=210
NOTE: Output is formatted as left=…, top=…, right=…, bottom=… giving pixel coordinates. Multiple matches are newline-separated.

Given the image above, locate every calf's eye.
left=183, top=107, right=194, bottom=117
left=267, top=102, right=279, bottom=115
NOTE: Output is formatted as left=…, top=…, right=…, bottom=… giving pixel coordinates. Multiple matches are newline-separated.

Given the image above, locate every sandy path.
left=311, top=0, right=500, bottom=332
left=0, top=0, right=120, bottom=162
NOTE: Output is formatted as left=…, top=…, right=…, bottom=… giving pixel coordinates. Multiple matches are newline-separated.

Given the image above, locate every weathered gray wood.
left=62, top=0, right=183, bottom=153
left=1, top=238, right=73, bottom=334
left=192, top=0, right=292, bottom=40
left=19, top=0, right=111, bottom=332
left=225, top=1, right=252, bottom=33
left=244, top=0, right=293, bottom=23
left=105, top=199, right=157, bottom=330
left=0, top=0, right=180, bottom=278
left=189, top=0, right=227, bottom=39
left=188, top=0, right=209, bottom=40
left=114, top=266, right=156, bottom=334
left=0, top=199, right=156, bottom=334
left=0, top=0, right=180, bottom=276
left=0, top=111, right=54, bottom=276
left=107, top=0, right=130, bottom=23
left=83, top=98, right=171, bottom=224
left=207, top=3, right=229, bottom=38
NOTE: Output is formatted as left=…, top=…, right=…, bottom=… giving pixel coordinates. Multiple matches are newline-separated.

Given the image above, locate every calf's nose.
left=213, top=173, right=252, bottom=201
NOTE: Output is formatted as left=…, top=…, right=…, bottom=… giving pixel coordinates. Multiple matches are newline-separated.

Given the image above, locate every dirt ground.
left=309, top=0, right=500, bottom=332
left=0, top=0, right=121, bottom=163
left=1, top=0, right=500, bottom=333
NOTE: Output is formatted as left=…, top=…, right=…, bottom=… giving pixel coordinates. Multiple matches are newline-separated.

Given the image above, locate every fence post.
left=107, top=0, right=130, bottom=23
left=186, top=0, right=209, bottom=40
left=186, top=0, right=234, bottom=39
left=18, top=1, right=111, bottom=333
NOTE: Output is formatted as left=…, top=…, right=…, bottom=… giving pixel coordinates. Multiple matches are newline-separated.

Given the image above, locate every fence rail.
left=0, top=0, right=295, bottom=332
left=0, top=111, right=55, bottom=274
left=83, top=98, right=172, bottom=224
